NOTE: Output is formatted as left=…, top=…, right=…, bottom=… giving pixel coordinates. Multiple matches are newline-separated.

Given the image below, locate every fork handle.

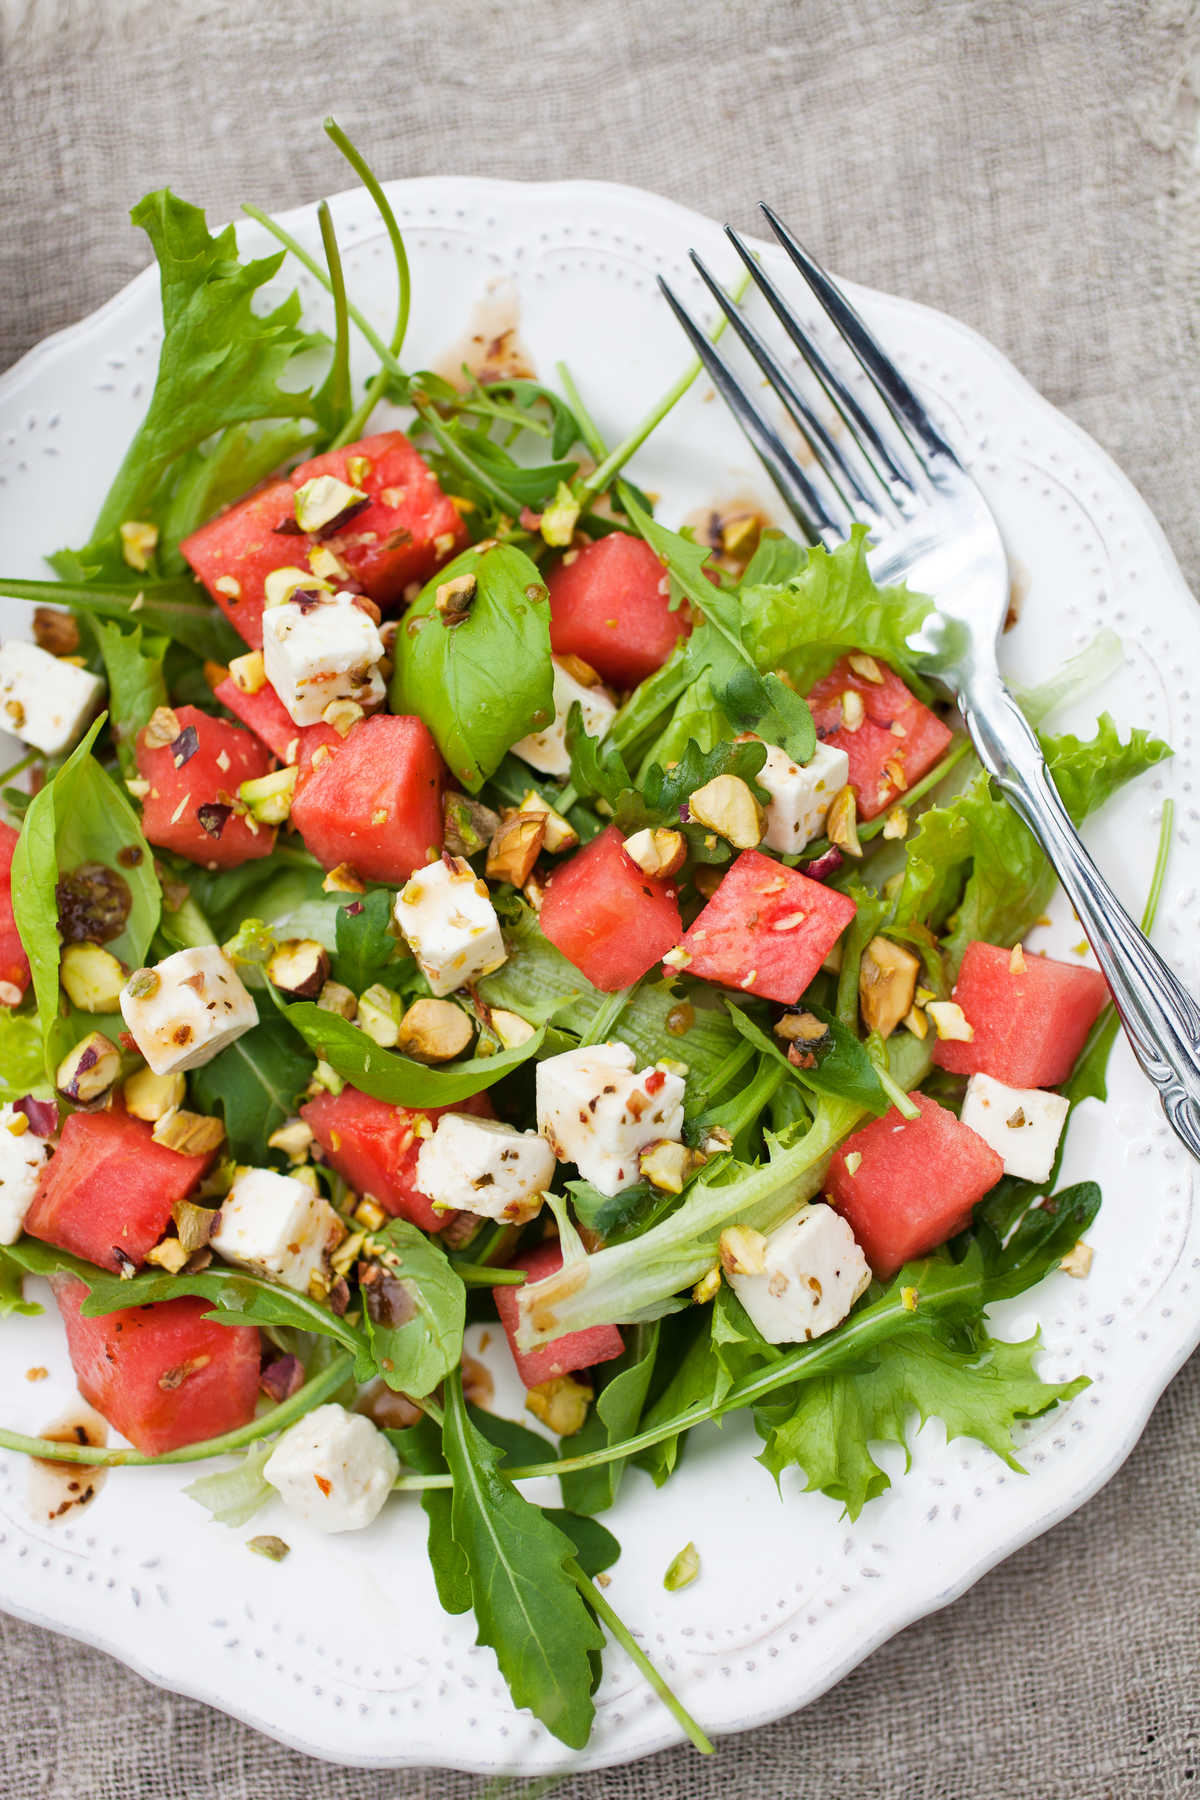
left=960, top=675, right=1200, bottom=1160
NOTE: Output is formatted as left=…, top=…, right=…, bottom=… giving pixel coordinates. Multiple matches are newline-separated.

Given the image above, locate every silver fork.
left=660, top=205, right=1200, bottom=1161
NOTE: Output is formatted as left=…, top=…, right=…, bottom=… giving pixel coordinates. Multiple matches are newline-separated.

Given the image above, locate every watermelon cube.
left=52, top=1275, right=261, bottom=1455
left=290, top=713, right=445, bottom=885
left=677, top=848, right=856, bottom=1004
left=26, top=1109, right=216, bottom=1274
left=301, top=1087, right=493, bottom=1234
left=807, top=655, right=953, bottom=820
left=212, top=672, right=342, bottom=769
left=0, top=819, right=30, bottom=1006
left=932, top=941, right=1110, bottom=1088
left=826, top=1091, right=1004, bottom=1278
left=539, top=825, right=683, bottom=992
left=290, top=431, right=468, bottom=605
left=548, top=532, right=690, bottom=688
left=135, top=704, right=276, bottom=869
left=493, top=1239, right=624, bottom=1389
left=181, top=478, right=296, bottom=651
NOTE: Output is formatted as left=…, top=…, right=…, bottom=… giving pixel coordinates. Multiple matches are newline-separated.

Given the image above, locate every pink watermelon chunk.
left=539, top=825, right=683, bottom=992
left=807, top=654, right=953, bottom=820
left=675, top=848, right=856, bottom=1004
left=932, top=941, right=1110, bottom=1088
left=826, top=1091, right=1003, bottom=1278
left=493, top=1240, right=624, bottom=1389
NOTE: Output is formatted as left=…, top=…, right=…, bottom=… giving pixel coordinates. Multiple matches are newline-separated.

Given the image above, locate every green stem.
left=1142, top=797, right=1174, bottom=932
left=871, top=1057, right=920, bottom=1120
left=0, top=748, right=39, bottom=786
left=457, top=1264, right=524, bottom=1286
left=578, top=984, right=633, bottom=1049
left=324, top=117, right=413, bottom=447
left=242, top=204, right=404, bottom=376
left=798, top=736, right=974, bottom=865
left=569, top=1560, right=714, bottom=1755
left=316, top=200, right=352, bottom=436
left=0, top=1351, right=354, bottom=1467
left=415, top=407, right=525, bottom=516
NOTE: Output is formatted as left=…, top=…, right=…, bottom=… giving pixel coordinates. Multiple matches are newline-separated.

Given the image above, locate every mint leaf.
left=190, top=1014, right=314, bottom=1161
left=441, top=1370, right=604, bottom=1748
left=358, top=1219, right=465, bottom=1399
left=389, top=542, right=554, bottom=792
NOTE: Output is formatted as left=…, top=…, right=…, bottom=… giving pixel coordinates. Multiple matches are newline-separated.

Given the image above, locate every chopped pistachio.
left=293, top=474, right=367, bottom=534
left=925, top=1000, right=974, bottom=1042
left=395, top=996, right=473, bottom=1063
left=539, top=481, right=581, bottom=547
left=719, top=1224, right=768, bottom=1276
left=123, top=1066, right=186, bottom=1123
left=267, top=1118, right=315, bottom=1163
left=55, top=1032, right=120, bottom=1103
left=881, top=806, right=909, bottom=840
left=525, top=1374, right=593, bottom=1436
left=266, top=939, right=331, bottom=1001
left=774, top=1010, right=829, bottom=1045
left=443, top=790, right=500, bottom=857
left=859, top=936, right=920, bottom=1040
left=60, top=941, right=127, bottom=1013
left=229, top=650, right=267, bottom=694
left=435, top=572, right=477, bottom=625
left=902, top=1005, right=929, bottom=1041
left=639, top=1138, right=705, bottom=1194
left=321, top=863, right=364, bottom=895
left=152, top=1109, right=226, bottom=1156
left=687, top=775, right=764, bottom=849
left=353, top=1196, right=388, bottom=1232
left=145, top=1236, right=190, bottom=1274
left=316, top=980, right=357, bottom=1021
left=1009, top=943, right=1027, bottom=974
left=520, top=789, right=578, bottom=854
left=119, top=520, right=158, bottom=572
left=356, top=983, right=404, bottom=1048
left=663, top=1542, right=700, bottom=1592
left=490, top=1008, right=536, bottom=1050
left=901, top=1285, right=920, bottom=1313
left=322, top=698, right=365, bottom=738
left=847, top=653, right=885, bottom=684
left=263, top=566, right=330, bottom=610
left=826, top=785, right=862, bottom=858
left=142, top=705, right=181, bottom=749
left=1061, top=1241, right=1094, bottom=1279
left=840, top=688, right=866, bottom=732
left=692, top=1264, right=722, bottom=1304
left=247, top=1535, right=291, bottom=1563
left=622, top=825, right=687, bottom=879
left=240, top=765, right=298, bottom=825
left=487, top=810, right=547, bottom=887
left=173, top=1199, right=219, bottom=1253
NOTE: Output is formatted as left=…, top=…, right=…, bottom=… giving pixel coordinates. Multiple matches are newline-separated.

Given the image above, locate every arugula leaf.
left=190, top=1013, right=314, bottom=1161
left=756, top=1327, right=1086, bottom=1520
left=441, top=1370, right=605, bottom=1748
left=331, top=889, right=406, bottom=992
left=93, top=620, right=168, bottom=773
left=284, top=1003, right=545, bottom=1105
left=389, top=543, right=554, bottom=792
left=388, top=1413, right=470, bottom=1615
left=0, top=576, right=243, bottom=665
left=560, top=1321, right=660, bottom=1515
left=358, top=1219, right=465, bottom=1398
left=545, top=1509, right=621, bottom=1578
left=184, top=1440, right=274, bottom=1527
left=72, top=190, right=324, bottom=567
left=12, top=719, right=161, bottom=1070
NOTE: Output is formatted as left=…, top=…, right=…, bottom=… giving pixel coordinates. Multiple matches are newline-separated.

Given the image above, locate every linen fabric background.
left=1, top=0, right=1198, bottom=1794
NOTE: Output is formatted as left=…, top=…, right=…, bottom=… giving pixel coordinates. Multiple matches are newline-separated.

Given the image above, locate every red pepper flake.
left=645, top=1069, right=667, bottom=1095
left=313, top=1473, right=332, bottom=1497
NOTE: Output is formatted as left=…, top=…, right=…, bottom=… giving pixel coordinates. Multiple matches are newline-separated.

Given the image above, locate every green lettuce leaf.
left=184, top=1440, right=274, bottom=1527
left=93, top=620, right=169, bottom=774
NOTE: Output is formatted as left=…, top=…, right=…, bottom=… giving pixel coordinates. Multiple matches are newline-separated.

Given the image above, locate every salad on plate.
left=0, top=124, right=1173, bottom=1753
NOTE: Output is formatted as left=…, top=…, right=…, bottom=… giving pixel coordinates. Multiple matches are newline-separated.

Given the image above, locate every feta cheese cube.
left=726, top=1204, right=871, bottom=1344
left=416, top=1113, right=555, bottom=1224
left=0, top=640, right=105, bottom=756
left=536, top=1042, right=686, bottom=1196
left=511, top=658, right=617, bottom=778
left=261, top=589, right=384, bottom=727
left=0, top=1107, right=50, bottom=1244
left=756, top=738, right=851, bottom=853
left=119, top=945, right=257, bottom=1076
left=263, top=1403, right=399, bottom=1533
left=960, top=1072, right=1069, bottom=1182
left=209, top=1165, right=344, bottom=1293
left=393, top=855, right=506, bottom=996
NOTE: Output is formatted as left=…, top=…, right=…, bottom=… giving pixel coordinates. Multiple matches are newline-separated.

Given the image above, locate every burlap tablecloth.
left=1, top=1, right=1198, bottom=1792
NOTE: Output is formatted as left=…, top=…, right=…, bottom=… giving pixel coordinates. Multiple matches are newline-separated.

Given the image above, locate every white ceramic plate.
left=0, top=177, right=1196, bottom=1776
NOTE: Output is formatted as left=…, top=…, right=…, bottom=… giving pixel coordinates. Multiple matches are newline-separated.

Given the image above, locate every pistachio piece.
left=294, top=475, right=368, bottom=535
left=1060, top=1241, right=1094, bottom=1279
left=152, top=1109, right=226, bottom=1156
left=489, top=1008, right=536, bottom=1050
left=525, top=1374, right=593, bottom=1436
left=556, top=653, right=603, bottom=688
left=622, top=826, right=687, bottom=879
left=228, top=650, right=267, bottom=694
left=774, top=1010, right=829, bottom=1046
left=322, top=698, right=365, bottom=738
left=840, top=689, right=866, bottom=731
left=925, top=1000, right=975, bottom=1042
left=859, top=936, right=921, bottom=1040
left=142, top=705, right=181, bottom=750
left=55, top=1032, right=121, bottom=1104
left=395, top=997, right=474, bottom=1063
left=123, top=1067, right=186, bottom=1123
left=520, top=789, right=578, bottom=854
left=663, top=1541, right=700, bottom=1592
left=321, top=863, right=364, bottom=895
left=266, top=939, right=331, bottom=1001
left=173, top=1198, right=219, bottom=1253
left=119, top=520, right=158, bottom=572
left=435, top=572, right=478, bottom=625
left=316, top=980, right=357, bottom=1021
left=356, top=983, right=403, bottom=1048
left=60, top=941, right=128, bottom=1013
left=266, top=1118, right=315, bottom=1163
left=539, top=481, right=581, bottom=547
left=487, top=810, right=547, bottom=887
left=239, top=765, right=298, bottom=825
left=825, top=785, right=863, bottom=858
left=719, top=1223, right=769, bottom=1276
left=902, top=1005, right=929, bottom=1040
left=687, top=775, right=764, bottom=849
left=145, top=1236, right=190, bottom=1274
left=639, top=1138, right=705, bottom=1194
left=353, top=1196, right=388, bottom=1232
left=692, top=1264, right=722, bottom=1305
left=32, top=607, right=81, bottom=657
left=263, top=566, right=330, bottom=609
left=443, top=790, right=500, bottom=857
left=847, top=653, right=885, bottom=685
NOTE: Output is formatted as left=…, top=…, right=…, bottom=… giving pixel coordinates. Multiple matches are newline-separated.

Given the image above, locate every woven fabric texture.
left=1, top=0, right=1199, bottom=1793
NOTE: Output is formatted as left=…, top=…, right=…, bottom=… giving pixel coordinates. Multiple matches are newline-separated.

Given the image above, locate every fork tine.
left=686, top=250, right=889, bottom=530
left=656, top=275, right=847, bottom=547
left=724, top=225, right=922, bottom=507
left=759, top=205, right=954, bottom=468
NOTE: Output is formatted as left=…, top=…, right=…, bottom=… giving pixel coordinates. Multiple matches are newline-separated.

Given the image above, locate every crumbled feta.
left=755, top=739, right=851, bottom=853
left=511, top=658, right=617, bottom=778
left=0, top=1107, right=49, bottom=1244
left=416, top=1113, right=555, bottom=1223
left=536, top=1042, right=686, bottom=1196
left=119, top=945, right=257, bottom=1076
left=0, top=640, right=105, bottom=756
left=960, top=1072, right=1068, bottom=1182
left=725, top=1203, right=871, bottom=1344
left=393, top=855, right=506, bottom=996
left=263, top=1403, right=399, bottom=1533
left=209, top=1165, right=344, bottom=1293
left=261, top=589, right=384, bottom=727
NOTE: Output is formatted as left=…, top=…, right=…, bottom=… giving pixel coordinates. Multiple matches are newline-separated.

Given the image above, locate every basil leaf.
left=359, top=1219, right=465, bottom=1398
left=389, top=542, right=554, bottom=792
left=284, top=1003, right=545, bottom=1105
left=11, top=719, right=161, bottom=1071
left=92, top=620, right=169, bottom=774
left=190, top=1013, right=315, bottom=1161
left=441, top=1370, right=605, bottom=1748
